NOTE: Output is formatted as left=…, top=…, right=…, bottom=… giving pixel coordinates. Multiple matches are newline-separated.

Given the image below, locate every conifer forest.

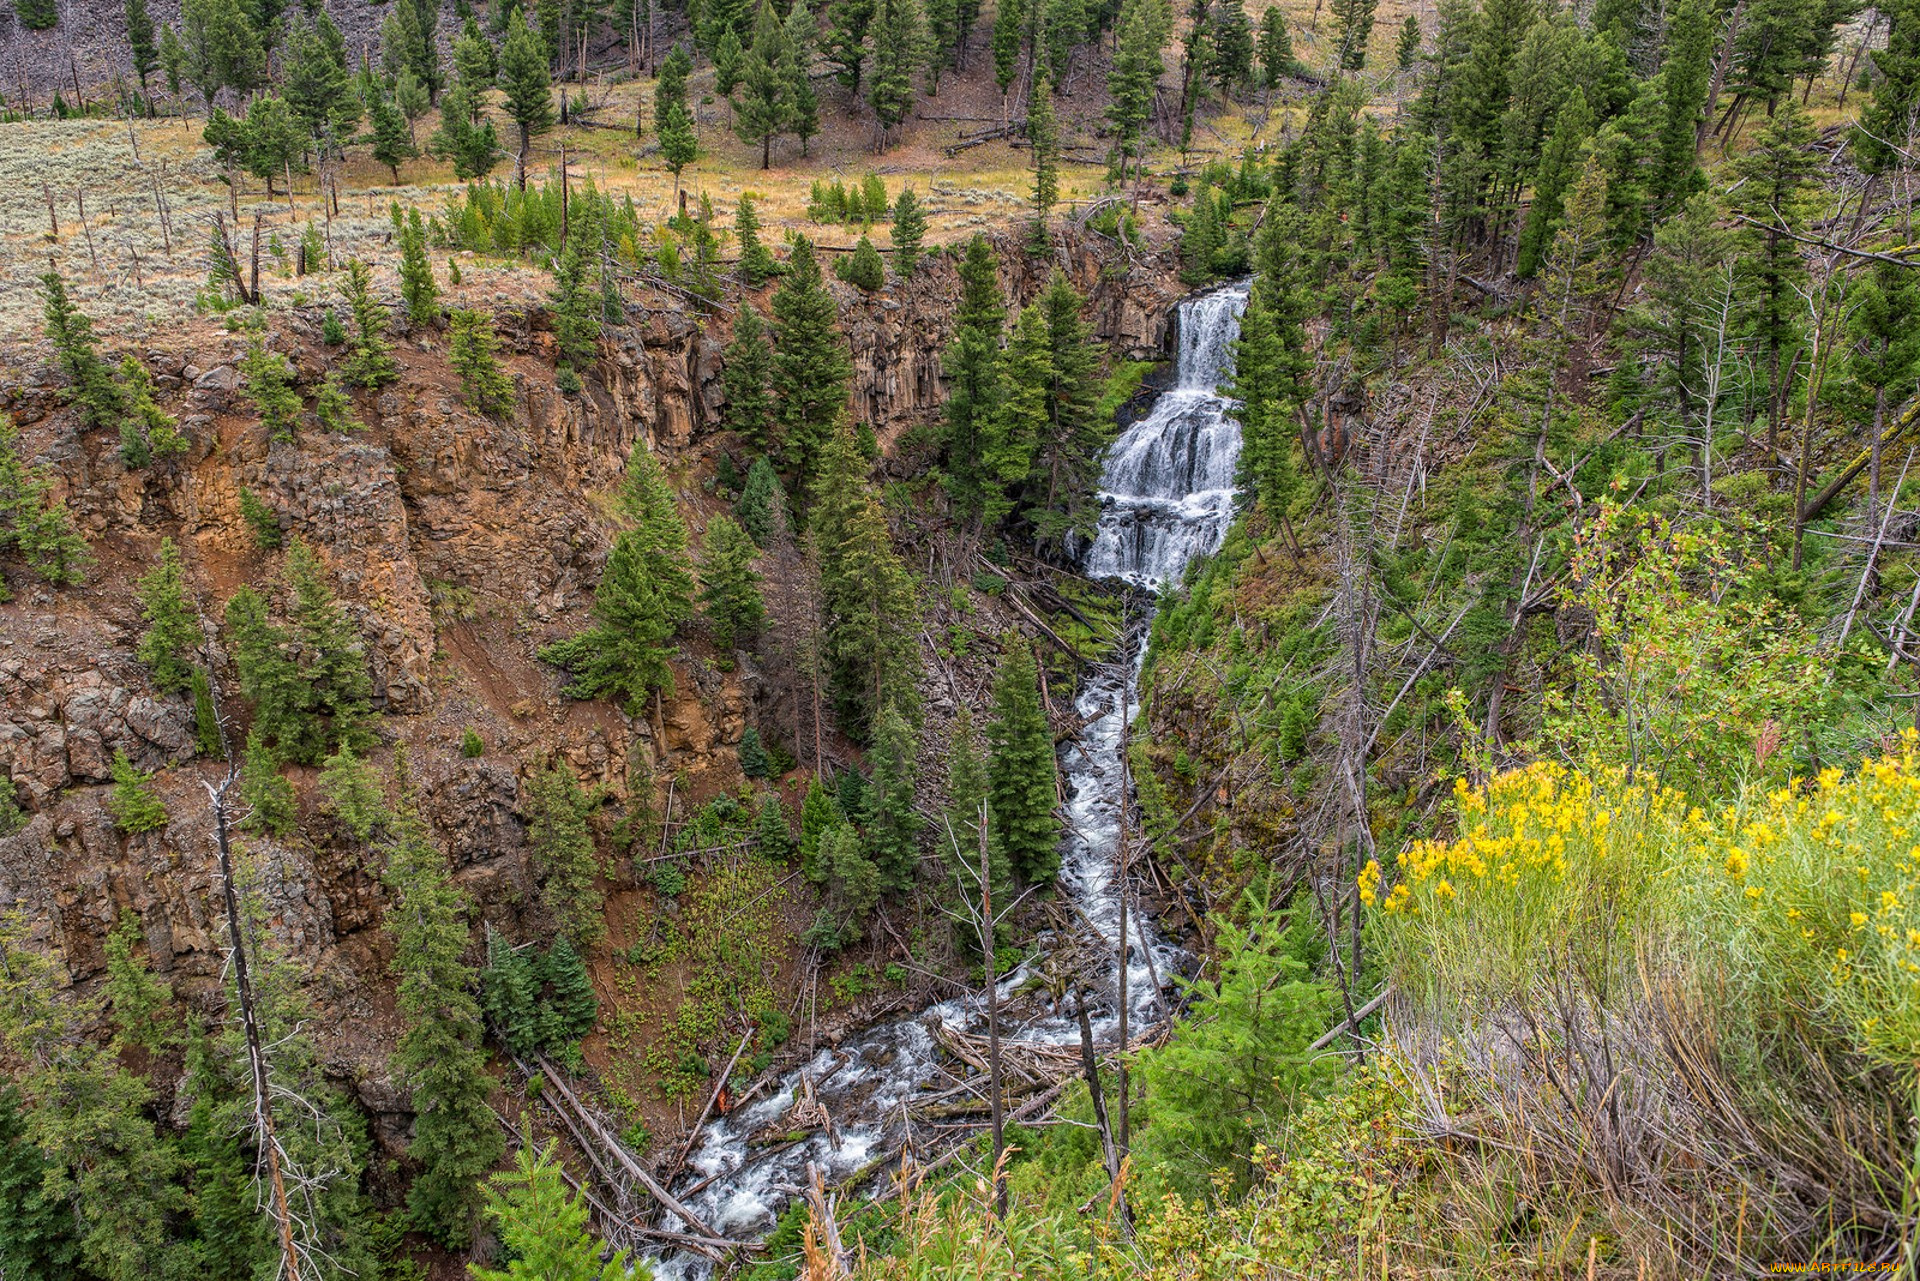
left=7, top=0, right=1920, bottom=1268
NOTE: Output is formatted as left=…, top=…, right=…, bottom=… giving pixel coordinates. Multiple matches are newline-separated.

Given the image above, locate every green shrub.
left=238, top=488, right=283, bottom=549
left=460, top=727, right=486, bottom=758
left=107, top=750, right=169, bottom=834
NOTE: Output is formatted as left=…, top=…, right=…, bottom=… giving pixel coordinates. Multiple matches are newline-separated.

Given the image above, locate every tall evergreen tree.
left=40, top=270, right=120, bottom=430
left=701, top=513, right=767, bottom=647
left=135, top=538, right=203, bottom=694
left=724, top=306, right=777, bottom=447
left=126, top=0, right=159, bottom=105
left=1028, top=76, right=1060, bottom=244
left=1259, top=5, right=1295, bottom=83
left=525, top=760, right=606, bottom=946
left=771, top=237, right=854, bottom=493
left=384, top=804, right=501, bottom=1249
left=737, top=455, right=790, bottom=545
left=1330, top=0, right=1376, bottom=68
left=868, top=0, right=925, bottom=137
left=734, top=0, right=790, bottom=166
left=986, top=636, right=1059, bottom=884
left=892, top=187, right=928, bottom=275
left=810, top=425, right=920, bottom=736
left=339, top=259, right=399, bottom=388
left=782, top=1, right=822, bottom=153
left=865, top=704, right=922, bottom=890
left=499, top=8, right=556, bottom=189
left=1021, top=271, right=1108, bottom=551
left=472, top=1142, right=628, bottom=1281
left=942, top=236, right=1009, bottom=523
left=1729, top=99, right=1817, bottom=454
left=736, top=194, right=779, bottom=285
left=826, top=0, right=877, bottom=89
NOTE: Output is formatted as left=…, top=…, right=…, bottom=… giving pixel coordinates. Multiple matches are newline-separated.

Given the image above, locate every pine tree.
left=39, top=270, right=120, bottom=430
left=0, top=1086, right=83, bottom=1278
left=838, top=236, right=886, bottom=290
left=1730, top=99, right=1818, bottom=454
left=986, top=637, right=1058, bottom=883
left=737, top=455, right=790, bottom=545
left=941, top=236, right=1009, bottom=523
left=1330, top=0, right=1375, bottom=68
left=227, top=539, right=372, bottom=764
left=499, top=8, right=556, bottom=189
left=660, top=99, right=699, bottom=192
left=723, top=308, right=777, bottom=448
left=1229, top=203, right=1312, bottom=528
left=740, top=726, right=772, bottom=776
left=619, top=443, right=696, bottom=622
left=0, top=419, right=91, bottom=588
left=368, top=83, right=418, bottom=182
left=772, top=238, right=854, bottom=493
left=240, top=729, right=297, bottom=837
left=1107, top=0, right=1169, bottom=179
left=283, top=12, right=361, bottom=144
left=1646, top=0, right=1713, bottom=220
left=319, top=742, right=388, bottom=840
left=450, top=309, right=517, bottom=415
left=716, top=27, right=747, bottom=94
left=433, top=78, right=502, bottom=178
left=782, top=0, right=822, bottom=153
left=755, top=790, right=794, bottom=856
left=394, top=206, right=440, bottom=325
left=316, top=372, right=364, bottom=434
left=1044, top=0, right=1088, bottom=83
left=181, top=0, right=264, bottom=107
left=1257, top=4, right=1296, bottom=86
left=1028, top=77, right=1059, bottom=245
left=383, top=805, right=501, bottom=1248
left=925, top=0, right=960, bottom=87
left=239, top=487, right=283, bottom=548
left=806, top=820, right=881, bottom=947
left=799, top=776, right=840, bottom=880
left=117, top=356, right=186, bottom=467
left=191, top=669, right=223, bottom=754
left=1022, top=271, right=1108, bottom=551
left=891, top=188, right=927, bottom=275
left=810, top=424, right=920, bottom=736
left=942, top=705, right=1010, bottom=904
left=1516, top=90, right=1593, bottom=278
left=0, top=914, right=180, bottom=1281
left=736, top=194, right=779, bottom=285
left=701, top=514, right=766, bottom=647
left=540, top=532, right=681, bottom=710
left=991, top=304, right=1050, bottom=529
left=549, top=236, right=602, bottom=383
left=868, top=0, right=924, bottom=139
left=127, top=0, right=159, bottom=105
left=1208, top=0, right=1253, bottom=91
left=135, top=538, right=203, bottom=693
left=1848, top=259, right=1920, bottom=507
left=734, top=0, right=789, bottom=167
left=238, top=340, right=301, bottom=442
left=656, top=41, right=693, bottom=135
left=480, top=931, right=542, bottom=1056
left=471, top=1142, right=629, bottom=1281
left=865, top=705, right=922, bottom=890
left=826, top=0, right=877, bottom=89
left=538, top=936, right=599, bottom=1044
left=1863, top=0, right=1920, bottom=173
left=525, top=760, right=606, bottom=946
left=1393, top=11, right=1419, bottom=69
left=993, top=0, right=1026, bottom=100
left=339, top=259, right=398, bottom=388
left=108, top=750, right=169, bottom=834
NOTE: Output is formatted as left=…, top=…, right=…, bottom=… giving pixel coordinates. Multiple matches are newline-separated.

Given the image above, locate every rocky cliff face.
left=0, top=225, right=1181, bottom=1144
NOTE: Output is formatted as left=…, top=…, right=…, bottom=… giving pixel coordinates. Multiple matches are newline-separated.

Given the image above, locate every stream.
left=646, top=280, right=1250, bottom=1279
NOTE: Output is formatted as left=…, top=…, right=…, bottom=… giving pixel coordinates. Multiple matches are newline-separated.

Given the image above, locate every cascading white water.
left=644, top=284, right=1248, bottom=1279
left=1082, top=282, right=1250, bottom=588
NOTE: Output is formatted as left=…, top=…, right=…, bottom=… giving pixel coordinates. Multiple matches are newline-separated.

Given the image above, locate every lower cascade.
left=648, top=282, right=1249, bottom=1278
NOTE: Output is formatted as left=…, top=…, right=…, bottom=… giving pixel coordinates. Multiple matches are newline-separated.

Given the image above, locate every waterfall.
left=644, top=283, right=1250, bottom=1280
left=1082, top=282, right=1250, bottom=588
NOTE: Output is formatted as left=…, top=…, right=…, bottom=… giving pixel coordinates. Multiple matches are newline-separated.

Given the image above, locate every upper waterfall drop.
left=1083, top=281, right=1250, bottom=589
